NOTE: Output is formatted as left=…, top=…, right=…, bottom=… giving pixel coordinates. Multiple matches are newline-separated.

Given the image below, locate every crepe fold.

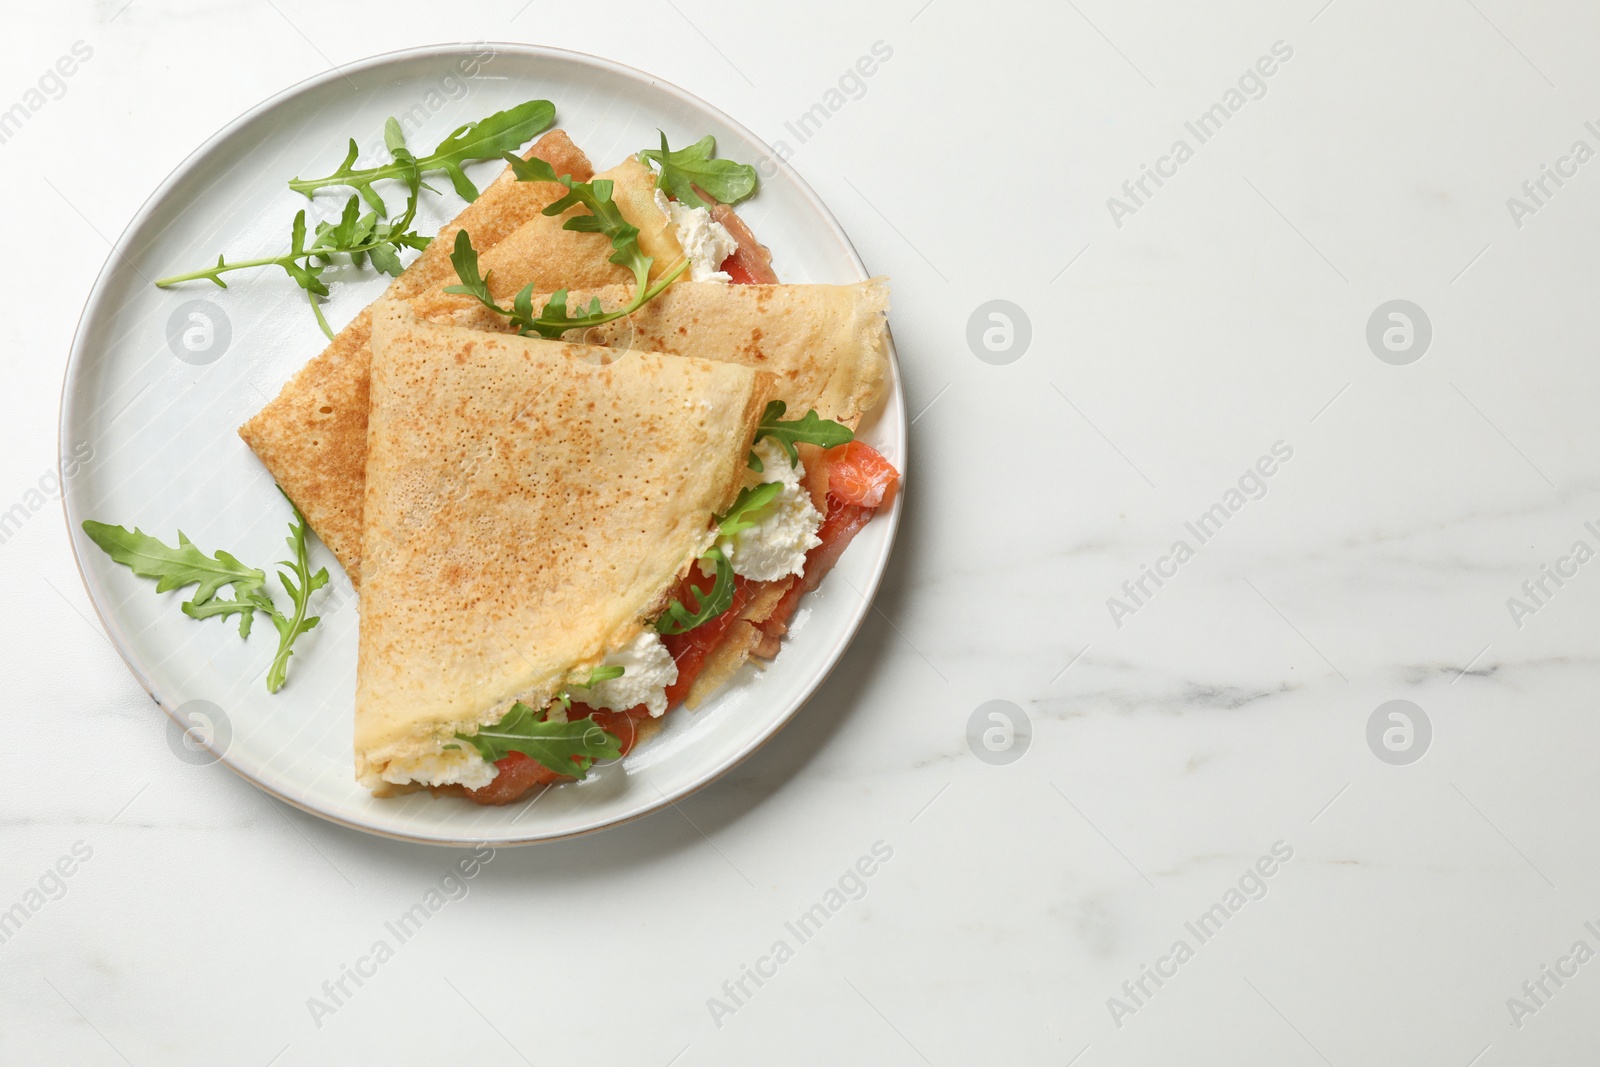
left=355, top=301, right=772, bottom=788
left=241, top=127, right=891, bottom=592
left=255, top=278, right=888, bottom=584
left=403, top=156, right=679, bottom=324
left=239, top=134, right=673, bottom=586
left=435, top=279, right=889, bottom=421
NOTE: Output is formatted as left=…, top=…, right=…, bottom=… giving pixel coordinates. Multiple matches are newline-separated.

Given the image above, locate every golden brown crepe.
left=403, top=157, right=678, bottom=325
left=239, top=131, right=664, bottom=585
left=241, top=129, right=891, bottom=589
left=261, top=277, right=887, bottom=584
left=355, top=300, right=773, bottom=790
left=435, top=280, right=889, bottom=427
left=542, top=279, right=890, bottom=426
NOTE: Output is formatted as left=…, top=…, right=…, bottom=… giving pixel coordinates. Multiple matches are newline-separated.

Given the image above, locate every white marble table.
left=5, top=1, right=1600, bottom=1063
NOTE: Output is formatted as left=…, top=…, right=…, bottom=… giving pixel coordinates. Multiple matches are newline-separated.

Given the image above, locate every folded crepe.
left=256, top=276, right=888, bottom=585
left=239, top=133, right=674, bottom=584
left=442, top=279, right=890, bottom=426
left=242, top=126, right=891, bottom=588
left=404, top=155, right=680, bottom=324
left=355, top=301, right=773, bottom=790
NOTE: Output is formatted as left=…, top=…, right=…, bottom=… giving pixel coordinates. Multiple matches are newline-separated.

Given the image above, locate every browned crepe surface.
left=237, top=129, right=597, bottom=586
left=355, top=300, right=772, bottom=787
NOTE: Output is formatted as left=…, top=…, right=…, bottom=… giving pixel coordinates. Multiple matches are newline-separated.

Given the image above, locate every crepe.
left=540, top=279, right=889, bottom=426
left=355, top=300, right=772, bottom=790
left=242, top=125, right=892, bottom=589
left=265, top=276, right=887, bottom=584
left=403, top=156, right=679, bottom=325
left=239, top=132, right=666, bottom=586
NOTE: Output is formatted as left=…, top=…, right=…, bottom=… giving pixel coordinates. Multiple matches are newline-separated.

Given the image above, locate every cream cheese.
left=654, top=188, right=736, bottom=282
left=568, top=630, right=679, bottom=718
left=380, top=745, right=496, bottom=790
left=717, top=438, right=824, bottom=582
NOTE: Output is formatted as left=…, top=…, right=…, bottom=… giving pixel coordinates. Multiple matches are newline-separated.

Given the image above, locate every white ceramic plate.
left=59, top=44, right=903, bottom=846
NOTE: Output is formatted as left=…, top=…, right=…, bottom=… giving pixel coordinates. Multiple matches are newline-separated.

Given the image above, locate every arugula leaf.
left=639, top=132, right=758, bottom=210
left=444, top=155, right=689, bottom=340
left=155, top=185, right=429, bottom=340
left=444, top=225, right=495, bottom=306
left=429, top=100, right=557, bottom=201
left=82, top=491, right=330, bottom=692
left=502, top=154, right=651, bottom=292
left=579, top=664, right=626, bottom=686
left=287, top=100, right=556, bottom=212
left=752, top=400, right=854, bottom=466
left=717, top=482, right=782, bottom=537
left=81, top=521, right=273, bottom=638
left=265, top=495, right=329, bottom=694
left=181, top=594, right=270, bottom=638
left=384, top=116, right=419, bottom=178
left=448, top=701, right=623, bottom=780
left=656, top=547, right=735, bottom=636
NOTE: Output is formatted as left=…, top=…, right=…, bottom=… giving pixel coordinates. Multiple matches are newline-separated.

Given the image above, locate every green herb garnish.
left=578, top=664, right=626, bottom=686
left=154, top=186, right=429, bottom=340
left=655, top=546, right=735, bottom=636
left=639, top=132, right=758, bottom=210
left=265, top=497, right=330, bottom=693
left=156, top=101, right=556, bottom=337
left=752, top=401, right=853, bottom=467
left=288, top=100, right=556, bottom=212
left=448, top=701, right=623, bottom=780
left=81, top=493, right=329, bottom=693
left=717, top=482, right=782, bottom=537
left=444, top=154, right=688, bottom=339
left=81, top=523, right=274, bottom=638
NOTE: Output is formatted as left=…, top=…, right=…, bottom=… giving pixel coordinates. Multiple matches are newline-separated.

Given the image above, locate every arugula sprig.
left=653, top=478, right=787, bottom=638
left=639, top=132, right=758, bottom=210
left=448, top=700, right=623, bottom=780
left=155, top=101, right=555, bottom=336
left=655, top=546, right=735, bottom=636
left=81, top=493, right=329, bottom=693
left=154, top=185, right=429, bottom=340
left=82, top=522, right=274, bottom=638
left=444, top=153, right=688, bottom=338
left=752, top=401, right=854, bottom=468
left=265, top=498, right=330, bottom=693
left=288, top=100, right=556, bottom=213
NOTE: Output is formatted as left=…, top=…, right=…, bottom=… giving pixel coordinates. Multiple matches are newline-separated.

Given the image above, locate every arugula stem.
left=265, top=590, right=309, bottom=694
left=154, top=256, right=288, bottom=288
left=264, top=495, right=328, bottom=694
left=154, top=228, right=420, bottom=290
left=287, top=164, right=411, bottom=199
left=306, top=287, right=334, bottom=340
left=633, top=259, right=690, bottom=308
left=553, top=257, right=689, bottom=333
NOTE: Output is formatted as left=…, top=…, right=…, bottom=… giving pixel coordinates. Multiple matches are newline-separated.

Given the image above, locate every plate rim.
left=58, top=41, right=905, bottom=847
